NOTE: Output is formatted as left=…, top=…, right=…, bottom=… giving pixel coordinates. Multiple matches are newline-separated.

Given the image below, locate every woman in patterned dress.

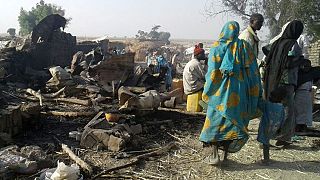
left=200, top=21, right=262, bottom=165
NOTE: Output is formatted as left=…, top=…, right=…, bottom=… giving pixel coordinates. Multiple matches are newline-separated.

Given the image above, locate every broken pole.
left=61, top=143, right=93, bottom=174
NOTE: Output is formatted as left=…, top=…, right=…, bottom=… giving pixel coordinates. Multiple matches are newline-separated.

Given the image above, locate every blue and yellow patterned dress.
left=200, top=21, right=262, bottom=153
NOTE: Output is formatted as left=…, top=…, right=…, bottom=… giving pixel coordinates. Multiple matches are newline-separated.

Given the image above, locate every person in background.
left=294, top=33, right=313, bottom=133
left=116, top=48, right=121, bottom=55
left=200, top=21, right=262, bottom=165
left=239, top=13, right=264, bottom=79
left=198, top=42, right=204, bottom=49
left=183, top=45, right=206, bottom=95
left=120, top=49, right=126, bottom=55
left=164, top=62, right=173, bottom=91
left=147, top=51, right=159, bottom=73
left=239, top=13, right=264, bottom=58
left=295, top=59, right=313, bottom=133
left=171, top=52, right=180, bottom=77
left=297, top=34, right=310, bottom=59
left=263, top=20, right=304, bottom=147
left=171, top=52, right=180, bottom=65
left=113, top=47, right=117, bottom=55
left=191, top=42, right=204, bottom=59
left=152, top=53, right=171, bottom=91
left=261, top=22, right=291, bottom=81
left=157, top=54, right=167, bottom=69
left=146, top=52, right=151, bottom=66
left=155, top=54, right=173, bottom=91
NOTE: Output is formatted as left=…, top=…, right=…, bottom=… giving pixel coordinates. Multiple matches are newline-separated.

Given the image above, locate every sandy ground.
left=142, top=119, right=320, bottom=180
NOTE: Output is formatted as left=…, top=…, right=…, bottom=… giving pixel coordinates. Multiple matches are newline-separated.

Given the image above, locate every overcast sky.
left=0, top=0, right=268, bottom=40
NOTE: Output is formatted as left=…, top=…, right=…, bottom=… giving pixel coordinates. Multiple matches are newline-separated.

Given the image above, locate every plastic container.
left=186, top=91, right=202, bottom=112
left=105, top=113, right=120, bottom=122
left=171, top=78, right=184, bottom=103
left=172, top=78, right=183, bottom=90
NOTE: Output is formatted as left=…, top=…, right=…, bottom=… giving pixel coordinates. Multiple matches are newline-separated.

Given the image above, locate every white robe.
left=182, top=58, right=206, bottom=95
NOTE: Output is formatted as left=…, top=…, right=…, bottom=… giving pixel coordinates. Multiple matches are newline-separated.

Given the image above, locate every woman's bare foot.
left=203, top=144, right=220, bottom=165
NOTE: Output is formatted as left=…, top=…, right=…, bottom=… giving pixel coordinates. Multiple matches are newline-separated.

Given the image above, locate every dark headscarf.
left=263, top=20, right=304, bottom=99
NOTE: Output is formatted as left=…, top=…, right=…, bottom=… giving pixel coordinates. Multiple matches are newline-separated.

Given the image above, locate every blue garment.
left=200, top=21, right=263, bottom=152
left=157, top=55, right=172, bottom=90
left=165, top=63, right=173, bottom=90
left=147, top=55, right=158, bottom=73
left=157, top=55, right=167, bottom=72
left=257, top=101, right=285, bottom=145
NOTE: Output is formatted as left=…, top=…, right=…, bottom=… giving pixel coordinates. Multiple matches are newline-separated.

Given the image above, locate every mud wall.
left=309, top=40, right=320, bottom=66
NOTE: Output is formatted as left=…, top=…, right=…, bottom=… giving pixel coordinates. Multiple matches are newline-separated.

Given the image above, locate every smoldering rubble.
left=0, top=14, right=199, bottom=179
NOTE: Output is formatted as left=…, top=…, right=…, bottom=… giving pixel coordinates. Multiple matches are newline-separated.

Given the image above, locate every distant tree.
left=148, top=32, right=159, bottom=40
left=18, top=0, right=71, bottom=35
left=136, top=30, right=148, bottom=40
left=205, top=0, right=320, bottom=40
left=147, top=25, right=160, bottom=40
left=7, top=28, right=16, bottom=37
left=151, top=25, right=161, bottom=32
left=158, top=32, right=171, bottom=43
left=135, top=25, right=171, bottom=43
